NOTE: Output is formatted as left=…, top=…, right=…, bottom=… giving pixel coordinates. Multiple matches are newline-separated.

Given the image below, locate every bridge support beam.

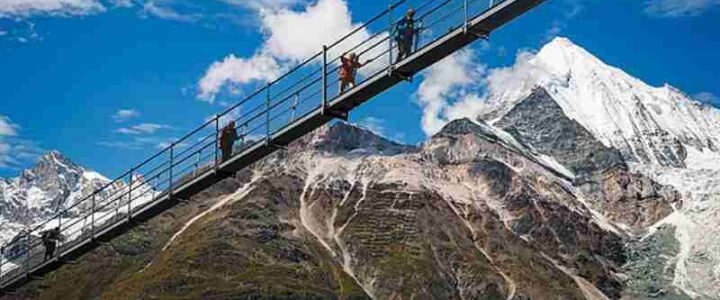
left=326, top=110, right=348, bottom=121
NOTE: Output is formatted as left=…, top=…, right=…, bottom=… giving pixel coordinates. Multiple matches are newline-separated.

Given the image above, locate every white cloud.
left=415, top=44, right=589, bottom=137
left=0, top=116, right=19, bottom=137
left=0, top=0, right=105, bottom=18
left=110, top=0, right=135, bottom=8
left=116, top=123, right=172, bottom=135
left=414, top=48, right=555, bottom=136
left=98, top=136, right=181, bottom=150
left=482, top=50, right=549, bottom=99
left=221, top=0, right=304, bottom=10
left=415, top=49, right=486, bottom=136
left=694, top=92, right=718, bottom=104
left=198, top=53, right=281, bottom=102
left=197, top=0, right=379, bottom=102
left=0, top=116, right=42, bottom=170
left=645, top=0, right=720, bottom=17
left=140, top=1, right=201, bottom=22
left=0, top=139, right=43, bottom=169
left=112, top=109, right=140, bottom=123
left=259, top=0, right=363, bottom=61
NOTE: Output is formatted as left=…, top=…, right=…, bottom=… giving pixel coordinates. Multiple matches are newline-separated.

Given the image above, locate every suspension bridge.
left=0, top=0, right=545, bottom=294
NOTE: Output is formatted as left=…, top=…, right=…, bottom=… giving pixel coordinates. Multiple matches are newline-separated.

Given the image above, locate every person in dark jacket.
left=394, top=8, right=419, bottom=64
left=219, top=121, right=237, bottom=162
left=41, top=227, right=61, bottom=261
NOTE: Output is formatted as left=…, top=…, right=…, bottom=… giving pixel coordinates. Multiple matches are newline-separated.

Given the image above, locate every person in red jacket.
left=338, top=52, right=372, bottom=95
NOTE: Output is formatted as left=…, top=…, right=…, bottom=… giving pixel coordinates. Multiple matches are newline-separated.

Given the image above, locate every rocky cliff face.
left=494, top=87, right=681, bottom=231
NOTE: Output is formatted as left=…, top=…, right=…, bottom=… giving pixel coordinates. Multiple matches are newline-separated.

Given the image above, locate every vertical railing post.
left=127, top=169, right=133, bottom=222
left=464, top=0, right=469, bottom=33
left=169, top=144, right=174, bottom=197
left=57, top=212, right=62, bottom=254
left=322, top=45, right=328, bottom=115
left=24, top=234, right=30, bottom=277
left=388, top=2, right=394, bottom=69
left=91, top=194, right=95, bottom=240
left=214, top=115, right=219, bottom=172
left=0, top=247, right=3, bottom=278
left=266, top=84, right=271, bottom=144
left=114, top=185, right=120, bottom=223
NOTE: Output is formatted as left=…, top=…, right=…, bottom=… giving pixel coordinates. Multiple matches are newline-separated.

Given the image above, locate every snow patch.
left=163, top=183, right=254, bottom=252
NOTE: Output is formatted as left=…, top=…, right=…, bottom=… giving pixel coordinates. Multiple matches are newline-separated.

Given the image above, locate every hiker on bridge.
left=394, top=8, right=421, bottom=64
left=339, top=52, right=372, bottom=95
left=41, top=227, right=61, bottom=261
left=219, top=121, right=238, bottom=162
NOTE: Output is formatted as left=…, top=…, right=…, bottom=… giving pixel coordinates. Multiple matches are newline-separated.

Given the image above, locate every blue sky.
left=0, top=0, right=718, bottom=178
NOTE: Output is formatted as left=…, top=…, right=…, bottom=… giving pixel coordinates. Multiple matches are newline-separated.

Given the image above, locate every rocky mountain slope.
left=2, top=37, right=719, bottom=300
left=9, top=121, right=635, bottom=299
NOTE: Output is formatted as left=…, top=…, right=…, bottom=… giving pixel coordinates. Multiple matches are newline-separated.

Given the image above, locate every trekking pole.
left=489, top=0, right=494, bottom=8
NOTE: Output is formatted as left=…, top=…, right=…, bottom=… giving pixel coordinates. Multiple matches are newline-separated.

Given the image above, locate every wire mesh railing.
left=0, top=0, right=509, bottom=286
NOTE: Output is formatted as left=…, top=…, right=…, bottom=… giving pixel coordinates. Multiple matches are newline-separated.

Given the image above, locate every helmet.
left=348, top=52, right=357, bottom=59
left=406, top=8, right=415, bottom=17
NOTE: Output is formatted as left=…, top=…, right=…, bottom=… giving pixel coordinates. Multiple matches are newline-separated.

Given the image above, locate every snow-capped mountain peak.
left=480, top=37, right=720, bottom=168
left=534, top=37, right=608, bottom=77
left=0, top=151, right=113, bottom=244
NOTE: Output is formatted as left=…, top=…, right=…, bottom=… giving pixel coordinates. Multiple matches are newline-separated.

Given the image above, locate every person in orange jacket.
left=338, top=52, right=372, bottom=95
